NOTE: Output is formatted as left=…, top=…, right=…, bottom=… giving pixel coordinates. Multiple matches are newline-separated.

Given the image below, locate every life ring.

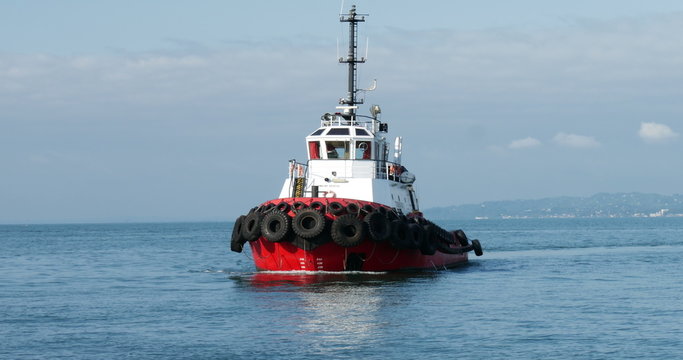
left=260, top=210, right=291, bottom=242
left=241, top=212, right=263, bottom=242
left=364, top=211, right=391, bottom=242
left=331, top=214, right=365, bottom=247
left=292, top=209, right=326, bottom=239
left=325, top=191, right=336, bottom=198
left=230, top=215, right=247, bottom=252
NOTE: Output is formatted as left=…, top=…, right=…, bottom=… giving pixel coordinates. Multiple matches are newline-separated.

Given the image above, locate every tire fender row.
left=229, top=199, right=483, bottom=256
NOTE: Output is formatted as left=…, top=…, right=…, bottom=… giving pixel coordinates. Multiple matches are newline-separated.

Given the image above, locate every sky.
left=2, top=0, right=683, bottom=224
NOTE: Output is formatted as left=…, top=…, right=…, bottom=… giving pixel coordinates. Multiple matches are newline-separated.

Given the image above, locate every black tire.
left=389, top=220, right=411, bottom=249
left=420, top=224, right=437, bottom=255
left=472, top=239, right=483, bottom=256
left=260, top=210, right=291, bottom=242
left=331, top=214, right=366, bottom=247
left=328, top=201, right=345, bottom=216
left=376, top=206, right=388, bottom=216
left=407, top=223, right=425, bottom=249
left=292, top=209, right=326, bottom=239
left=454, top=229, right=468, bottom=246
left=276, top=202, right=290, bottom=213
left=362, top=204, right=375, bottom=213
left=364, top=211, right=390, bottom=242
left=230, top=215, right=247, bottom=252
left=346, top=202, right=360, bottom=215
left=292, top=201, right=307, bottom=211
left=310, top=201, right=325, bottom=212
left=241, top=212, right=263, bottom=242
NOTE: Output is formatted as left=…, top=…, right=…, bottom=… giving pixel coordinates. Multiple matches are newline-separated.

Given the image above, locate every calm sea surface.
left=2, top=218, right=682, bottom=359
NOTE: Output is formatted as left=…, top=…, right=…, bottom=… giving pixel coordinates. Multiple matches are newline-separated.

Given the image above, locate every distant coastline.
left=424, top=192, right=683, bottom=220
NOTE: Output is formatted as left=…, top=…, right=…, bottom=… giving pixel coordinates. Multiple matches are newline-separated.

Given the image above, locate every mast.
left=339, top=5, right=366, bottom=120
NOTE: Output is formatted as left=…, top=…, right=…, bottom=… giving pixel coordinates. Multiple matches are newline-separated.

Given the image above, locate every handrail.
left=320, top=113, right=379, bottom=133
left=288, top=158, right=404, bottom=182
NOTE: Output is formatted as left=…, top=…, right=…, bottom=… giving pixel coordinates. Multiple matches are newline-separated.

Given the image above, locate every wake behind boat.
left=230, top=5, right=483, bottom=271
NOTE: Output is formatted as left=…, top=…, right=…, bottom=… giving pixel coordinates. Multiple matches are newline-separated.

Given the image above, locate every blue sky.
left=2, top=1, right=683, bottom=223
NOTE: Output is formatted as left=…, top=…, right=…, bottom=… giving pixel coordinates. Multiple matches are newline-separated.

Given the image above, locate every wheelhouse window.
left=310, top=129, right=325, bottom=136
left=355, top=128, right=370, bottom=136
left=308, top=141, right=320, bottom=159
left=327, top=128, right=350, bottom=136
left=355, top=141, right=372, bottom=159
left=325, top=141, right=349, bottom=159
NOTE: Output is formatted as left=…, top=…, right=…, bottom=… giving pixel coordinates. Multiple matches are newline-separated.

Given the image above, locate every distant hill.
left=423, top=193, right=683, bottom=220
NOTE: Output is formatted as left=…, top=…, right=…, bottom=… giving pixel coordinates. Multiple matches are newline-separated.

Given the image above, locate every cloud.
left=553, top=132, right=600, bottom=148
left=509, top=137, right=541, bottom=149
left=638, top=122, right=678, bottom=142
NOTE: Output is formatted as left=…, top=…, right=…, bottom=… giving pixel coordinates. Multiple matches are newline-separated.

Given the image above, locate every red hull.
left=249, top=238, right=467, bottom=271
left=233, top=197, right=477, bottom=272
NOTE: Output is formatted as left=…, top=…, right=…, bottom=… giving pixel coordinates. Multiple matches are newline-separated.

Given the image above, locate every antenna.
left=363, top=79, right=377, bottom=91
left=339, top=5, right=368, bottom=120
left=365, top=37, right=369, bottom=60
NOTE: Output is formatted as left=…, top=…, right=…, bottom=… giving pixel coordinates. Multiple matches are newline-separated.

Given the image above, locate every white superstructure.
left=278, top=113, right=419, bottom=215
left=275, top=5, right=420, bottom=215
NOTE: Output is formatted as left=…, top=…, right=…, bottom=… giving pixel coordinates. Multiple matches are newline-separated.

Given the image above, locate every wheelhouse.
left=306, top=126, right=376, bottom=160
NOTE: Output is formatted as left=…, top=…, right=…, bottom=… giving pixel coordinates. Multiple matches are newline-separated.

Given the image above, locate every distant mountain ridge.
left=423, top=192, right=683, bottom=220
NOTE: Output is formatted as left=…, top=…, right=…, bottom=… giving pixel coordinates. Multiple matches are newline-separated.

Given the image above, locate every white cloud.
left=553, top=132, right=600, bottom=148
left=509, top=137, right=541, bottom=149
left=638, top=122, right=678, bottom=142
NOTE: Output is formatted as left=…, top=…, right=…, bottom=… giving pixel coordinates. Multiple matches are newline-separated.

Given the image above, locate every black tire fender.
left=276, top=202, right=290, bottom=213
left=346, top=202, right=360, bottom=215
left=362, top=204, right=375, bottom=213
left=407, top=223, right=425, bottom=249
left=331, top=214, right=366, bottom=247
left=292, top=201, right=308, bottom=211
left=420, top=224, right=438, bottom=255
left=364, top=211, right=390, bottom=242
left=328, top=201, right=345, bottom=216
left=472, top=239, right=484, bottom=256
left=230, top=215, right=247, bottom=252
left=241, top=212, right=263, bottom=242
left=454, top=229, right=469, bottom=246
left=310, top=201, right=325, bottom=212
left=292, top=209, right=326, bottom=239
left=260, top=210, right=291, bottom=242
left=389, top=220, right=411, bottom=249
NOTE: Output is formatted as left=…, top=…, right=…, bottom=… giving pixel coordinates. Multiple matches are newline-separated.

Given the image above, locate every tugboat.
left=230, top=5, right=483, bottom=271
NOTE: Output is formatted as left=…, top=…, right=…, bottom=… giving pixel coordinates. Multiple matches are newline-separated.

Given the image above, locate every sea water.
left=1, top=218, right=682, bottom=359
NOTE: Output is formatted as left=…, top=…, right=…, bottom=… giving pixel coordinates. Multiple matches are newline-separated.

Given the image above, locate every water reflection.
left=229, top=271, right=438, bottom=353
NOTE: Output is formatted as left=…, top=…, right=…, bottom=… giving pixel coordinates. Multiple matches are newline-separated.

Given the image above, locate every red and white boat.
left=230, top=5, right=483, bottom=271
